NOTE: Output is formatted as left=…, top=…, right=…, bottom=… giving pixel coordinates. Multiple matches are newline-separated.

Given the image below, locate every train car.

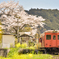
left=39, top=30, right=59, bottom=54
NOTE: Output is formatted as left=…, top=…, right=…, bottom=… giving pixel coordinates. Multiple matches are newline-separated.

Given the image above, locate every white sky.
left=0, top=0, right=59, bottom=10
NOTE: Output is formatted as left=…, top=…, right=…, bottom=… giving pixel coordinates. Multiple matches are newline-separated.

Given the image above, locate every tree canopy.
left=0, top=1, right=45, bottom=35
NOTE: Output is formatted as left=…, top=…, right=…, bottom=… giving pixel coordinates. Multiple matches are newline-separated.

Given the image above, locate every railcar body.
left=39, top=30, right=59, bottom=48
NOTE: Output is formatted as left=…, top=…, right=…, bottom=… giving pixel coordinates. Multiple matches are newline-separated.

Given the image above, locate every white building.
left=2, top=34, right=15, bottom=48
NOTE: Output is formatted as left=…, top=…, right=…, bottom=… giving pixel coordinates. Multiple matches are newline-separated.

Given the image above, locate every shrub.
left=8, top=48, right=19, bottom=57
left=15, top=43, right=21, bottom=48
left=21, top=43, right=27, bottom=48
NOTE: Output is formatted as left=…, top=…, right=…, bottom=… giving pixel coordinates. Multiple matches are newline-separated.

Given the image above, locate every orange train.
left=39, top=30, right=59, bottom=53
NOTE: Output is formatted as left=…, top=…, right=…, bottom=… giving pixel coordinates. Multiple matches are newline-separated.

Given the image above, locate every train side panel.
left=39, top=31, right=59, bottom=48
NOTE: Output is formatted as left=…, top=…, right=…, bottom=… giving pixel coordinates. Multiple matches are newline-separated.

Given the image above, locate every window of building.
left=46, top=35, right=51, bottom=40
left=58, top=35, right=59, bottom=40
left=53, top=35, right=56, bottom=40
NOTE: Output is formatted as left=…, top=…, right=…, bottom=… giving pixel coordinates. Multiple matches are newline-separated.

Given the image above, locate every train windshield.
left=53, top=35, right=56, bottom=40
left=58, top=35, right=59, bottom=40
left=46, top=35, right=51, bottom=40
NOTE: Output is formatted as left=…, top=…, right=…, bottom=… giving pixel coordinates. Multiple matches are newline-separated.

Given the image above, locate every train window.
left=53, top=35, right=56, bottom=40
left=46, top=35, right=51, bottom=40
left=58, top=35, right=59, bottom=40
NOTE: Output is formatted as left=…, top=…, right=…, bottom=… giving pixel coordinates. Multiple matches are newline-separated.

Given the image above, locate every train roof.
left=40, top=30, right=59, bottom=37
left=45, top=30, right=59, bottom=33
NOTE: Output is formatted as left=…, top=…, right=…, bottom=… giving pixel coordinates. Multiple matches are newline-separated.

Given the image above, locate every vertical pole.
left=37, top=29, right=40, bottom=49
left=37, top=33, right=38, bottom=49
left=17, top=18, right=19, bottom=43
left=0, top=23, right=2, bottom=48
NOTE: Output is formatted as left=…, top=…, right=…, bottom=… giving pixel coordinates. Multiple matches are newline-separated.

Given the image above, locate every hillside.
left=25, top=8, right=59, bottom=33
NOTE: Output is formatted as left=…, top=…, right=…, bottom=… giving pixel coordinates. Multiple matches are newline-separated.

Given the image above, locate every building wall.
left=2, top=35, right=15, bottom=48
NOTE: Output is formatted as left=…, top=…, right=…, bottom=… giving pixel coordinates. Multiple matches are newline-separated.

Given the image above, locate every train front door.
left=51, top=34, right=57, bottom=47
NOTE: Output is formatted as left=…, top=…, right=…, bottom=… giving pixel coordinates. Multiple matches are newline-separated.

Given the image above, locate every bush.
left=21, top=43, right=27, bottom=48
left=8, top=48, right=19, bottom=57
left=15, top=43, right=27, bottom=48
left=15, top=43, right=21, bottom=48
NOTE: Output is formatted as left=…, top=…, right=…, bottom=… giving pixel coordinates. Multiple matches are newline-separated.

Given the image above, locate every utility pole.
left=36, top=29, right=40, bottom=49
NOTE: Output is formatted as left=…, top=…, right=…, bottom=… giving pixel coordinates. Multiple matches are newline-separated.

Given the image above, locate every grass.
left=0, top=47, right=53, bottom=59
left=0, top=43, right=53, bottom=59
left=0, top=54, right=53, bottom=59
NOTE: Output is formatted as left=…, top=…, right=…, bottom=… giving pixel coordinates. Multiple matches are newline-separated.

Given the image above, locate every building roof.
left=20, top=34, right=33, bottom=37
left=19, top=32, right=31, bottom=36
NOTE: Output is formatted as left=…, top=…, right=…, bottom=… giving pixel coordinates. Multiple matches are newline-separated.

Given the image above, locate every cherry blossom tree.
left=0, top=1, right=45, bottom=42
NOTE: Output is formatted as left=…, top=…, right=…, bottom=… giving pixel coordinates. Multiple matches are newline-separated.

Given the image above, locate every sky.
left=0, top=0, right=59, bottom=10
